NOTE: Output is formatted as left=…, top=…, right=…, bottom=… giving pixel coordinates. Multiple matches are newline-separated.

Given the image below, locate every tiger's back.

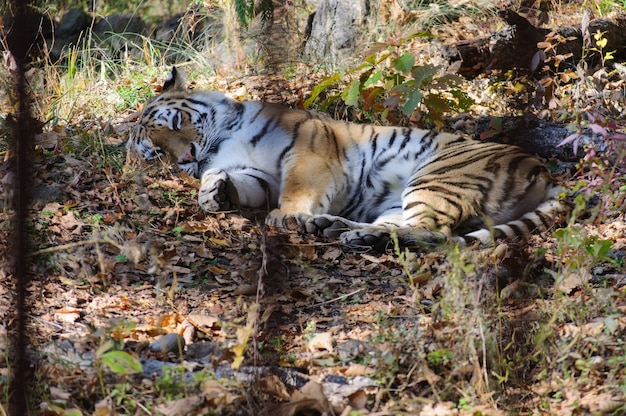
left=128, top=67, right=566, bottom=248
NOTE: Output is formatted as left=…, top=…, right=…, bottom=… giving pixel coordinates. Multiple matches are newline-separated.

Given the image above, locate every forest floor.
left=1, top=2, right=626, bottom=415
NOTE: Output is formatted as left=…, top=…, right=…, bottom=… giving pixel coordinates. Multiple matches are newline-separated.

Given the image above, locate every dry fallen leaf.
left=202, top=379, right=233, bottom=406
left=342, top=364, right=375, bottom=377
left=54, top=308, right=81, bottom=324
left=93, top=396, right=115, bottom=416
left=258, top=374, right=291, bottom=401
left=580, top=392, right=625, bottom=413
left=557, top=271, right=589, bottom=294
left=347, top=389, right=368, bottom=410
left=307, top=332, right=335, bottom=353
left=418, top=402, right=457, bottom=416
left=154, top=395, right=204, bottom=416
left=265, top=380, right=333, bottom=416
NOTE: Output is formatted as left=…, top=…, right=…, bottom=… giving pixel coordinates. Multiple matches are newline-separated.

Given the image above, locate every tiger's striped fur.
left=127, top=67, right=566, bottom=248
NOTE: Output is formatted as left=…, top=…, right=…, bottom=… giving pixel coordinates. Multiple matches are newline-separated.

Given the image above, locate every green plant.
left=427, top=348, right=452, bottom=368
left=232, top=0, right=273, bottom=29
left=109, top=383, right=138, bottom=413
left=305, top=34, right=473, bottom=127
left=154, top=366, right=188, bottom=400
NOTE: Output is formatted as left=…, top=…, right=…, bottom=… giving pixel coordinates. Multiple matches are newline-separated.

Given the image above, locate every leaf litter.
left=1, top=77, right=626, bottom=415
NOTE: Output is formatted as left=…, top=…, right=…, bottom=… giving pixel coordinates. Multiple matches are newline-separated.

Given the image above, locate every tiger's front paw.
left=340, top=228, right=391, bottom=249
left=198, top=169, right=239, bottom=211
left=305, top=214, right=354, bottom=238
left=265, top=209, right=311, bottom=231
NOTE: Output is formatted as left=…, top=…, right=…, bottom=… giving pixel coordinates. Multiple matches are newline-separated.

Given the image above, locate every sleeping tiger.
left=127, top=67, right=567, bottom=248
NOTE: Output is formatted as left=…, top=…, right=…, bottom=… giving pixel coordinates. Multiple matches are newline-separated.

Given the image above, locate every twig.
left=305, top=288, right=364, bottom=309
left=31, top=237, right=122, bottom=256
left=28, top=314, right=87, bottom=333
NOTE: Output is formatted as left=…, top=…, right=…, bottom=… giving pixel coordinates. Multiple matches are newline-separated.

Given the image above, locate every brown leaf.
left=155, top=395, right=204, bottom=416
left=54, top=308, right=81, bottom=324
left=348, top=389, right=368, bottom=410
left=322, top=247, right=342, bottom=261
left=342, top=364, right=375, bottom=377
left=267, top=399, right=323, bottom=416
left=180, top=220, right=215, bottom=233
left=557, top=272, right=588, bottom=294
left=159, top=179, right=185, bottom=190
left=579, top=392, right=624, bottom=413
left=94, top=396, right=115, bottom=416
left=307, top=332, right=335, bottom=353
left=418, top=402, right=456, bottom=416
left=35, top=131, right=62, bottom=150
left=258, top=374, right=290, bottom=400
left=499, top=280, right=520, bottom=300
left=188, top=314, right=221, bottom=333
left=58, top=211, right=81, bottom=230
left=202, top=380, right=233, bottom=406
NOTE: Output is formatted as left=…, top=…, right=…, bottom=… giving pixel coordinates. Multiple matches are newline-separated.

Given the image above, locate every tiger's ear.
left=162, top=66, right=186, bottom=92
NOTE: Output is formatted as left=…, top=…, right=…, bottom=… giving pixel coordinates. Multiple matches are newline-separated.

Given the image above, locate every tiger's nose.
left=178, top=143, right=197, bottom=164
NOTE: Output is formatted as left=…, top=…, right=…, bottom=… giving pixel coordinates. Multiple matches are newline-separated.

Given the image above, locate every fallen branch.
left=443, top=10, right=626, bottom=78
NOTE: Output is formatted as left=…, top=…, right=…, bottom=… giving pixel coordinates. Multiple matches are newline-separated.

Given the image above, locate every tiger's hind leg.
left=339, top=195, right=458, bottom=248
left=307, top=209, right=422, bottom=249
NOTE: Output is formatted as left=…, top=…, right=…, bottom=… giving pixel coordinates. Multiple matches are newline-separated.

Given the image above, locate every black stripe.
left=404, top=202, right=458, bottom=224
left=224, top=102, right=245, bottom=131
left=508, top=223, right=522, bottom=235
left=249, top=105, right=265, bottom=123
left=388, top=130, right=397, bottom=147
left=371, top=133, right=378, bottom=160
left=493, top=228, right=508, bottom=239
left=399, top=128, right=412, bottom=150
left=251, top=117, right=274, bottom=146
left=277, top=143, right=294, bottom=171
left=536, top=209, right=552, bottom=228
left=522, top=217, right=539, bottom=231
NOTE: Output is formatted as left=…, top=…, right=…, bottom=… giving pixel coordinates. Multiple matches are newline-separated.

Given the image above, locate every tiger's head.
left=127, top=67, right=237, bottom=177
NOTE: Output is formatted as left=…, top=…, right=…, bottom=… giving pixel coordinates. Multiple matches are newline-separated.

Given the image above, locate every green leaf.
left=96, top=339, right=115, bottom=359
left=101, top=350, right=142, bottom=374
left=234, top=0, right=254, bottom=28
left=449, top=89, right=475, bottom=111
left=393, top=52, right=415, bottom=75
left=423, top=94, right=453, bottom=124
left=411, top=64, right=439, bottom=88
left=390, top=79, right=416, bottom=94
left=588, top=239, right=613, bottom=259
left=342, top=78, right=361, bottom=106
left=304, top=74, right=341, bottom=109
left=363, top=70, right=383, bottom=88
left=319, top=93, right=341, bottom=112
left=401, top=90, right=422, bottom=115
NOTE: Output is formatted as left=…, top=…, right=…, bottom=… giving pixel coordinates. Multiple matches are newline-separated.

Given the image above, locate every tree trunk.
left=303, top=0, right=371, bottom=68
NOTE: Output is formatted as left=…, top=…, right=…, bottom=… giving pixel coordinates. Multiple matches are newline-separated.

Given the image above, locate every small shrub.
left=305, top=34, right=473, bottom=128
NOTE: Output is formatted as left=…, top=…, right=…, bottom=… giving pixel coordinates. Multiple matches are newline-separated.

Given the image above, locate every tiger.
left=127, top=67, right=567, bottom=249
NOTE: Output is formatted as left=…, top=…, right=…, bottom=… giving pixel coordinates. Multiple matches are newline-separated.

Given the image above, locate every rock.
left=92, top=13, right=147, bottom=60
left=185, top=341, right=224, bottom=361
left=57, top=8, right=90, bottom=38
left=93, top=13, right=147, bottom=36
left=150, top=333, right=185, bottom=355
